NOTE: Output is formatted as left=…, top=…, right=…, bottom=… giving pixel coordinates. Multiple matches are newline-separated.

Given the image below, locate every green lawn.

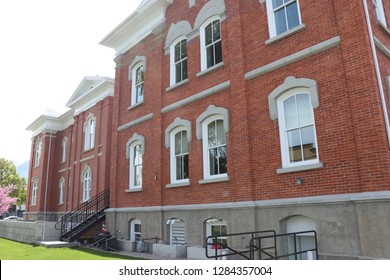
left=0, top=238, right=145, bottom=260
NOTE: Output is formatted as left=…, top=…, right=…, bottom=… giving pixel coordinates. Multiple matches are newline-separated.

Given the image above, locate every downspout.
left=362, top=0, right=390, bottom=148
left=42, top=129, right=53, bottom=241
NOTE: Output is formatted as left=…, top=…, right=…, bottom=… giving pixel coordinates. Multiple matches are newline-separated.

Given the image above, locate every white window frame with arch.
left=59, top=177, right=65, bottom=205
left=129, top=219, right=142, bottom=242
left=126, top=133, right=145, bottom=191
left=81, top=165, right=92, bottom=202
left=84, top=114, right=96, bottom=151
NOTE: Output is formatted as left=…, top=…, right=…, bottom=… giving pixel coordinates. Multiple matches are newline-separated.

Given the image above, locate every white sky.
left=0, top=0, right=142, bottom=165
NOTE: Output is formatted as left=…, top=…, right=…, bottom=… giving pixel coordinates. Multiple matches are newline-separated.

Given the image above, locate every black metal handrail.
left=251, top=230, right=318, bottom=260
left=205, top=230, right=277, bottom=260
left=55, top=189, right=110, bottom=241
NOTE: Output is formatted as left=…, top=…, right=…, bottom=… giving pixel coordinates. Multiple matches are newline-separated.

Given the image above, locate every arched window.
left=62, top=137, right=68, bottom=163
left=59, top=178, right=65, bottom=204
left=200, top=16, right=223, bottom=70
left=197, top=106, right=229, bottom=181
left=82, top=166, right=92, bottom=202
left=84, top=115, right=96, bottom=151
left=373, top=0, right=387, bottom=27
left=34, top=139, right=42, bottom=167
left=126, top=133, right=145, bottom=190
left=285, top=215, right=317, bottom=260
left=129, top=219, right=142, bottom=241
left=170, top=37, right=188, bottom=86
left=277, top=90, right=318, bottom=167
left=269, top=76, right=322, bottom=172
left=266, top=0, right=302, bottom=37
left=205, top=218, right=227, bottom=249
left=167, top=218, right=186, bottom=245
left=165, top=118, right=192, bottom=186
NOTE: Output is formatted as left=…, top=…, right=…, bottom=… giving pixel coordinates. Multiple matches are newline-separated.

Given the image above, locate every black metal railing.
left=206, top=229, right=318, bottom=260
left=55, top=189, right=110, bottom=242
left=206, top=230, right=277, bottom=260
left=252, top=230, right=318, bottom=260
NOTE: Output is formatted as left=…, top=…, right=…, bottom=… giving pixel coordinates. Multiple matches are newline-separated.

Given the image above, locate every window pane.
left=275, top=8, right=287, bottom=35
left=182, top=131, right=188, bottom=153
left=175, top=42, right=181, bottom=62
left=213, top=20, right=221, bottom=41
left=286, top=1, right=300, bottom=30
left=296, top=94, right=312, bottom=126
left=135, top=165, right=142, bottom=186
left=216, top=120, right=225, bottom=145
left=209, top=147, right=218, bottom=175
left=183, top=154, right=189, bottom=179
left=181, top=40, right=187, bottom=59
left=175, top=132, right=182, bottom=155
left=287, top=129, right=302, bottom=163
left=284, top=96, right=298, bottom=129
left=205, top=23, right=213, bottom=45
left=175, top=63, right=182, bottom=83
left=208, top=121, right=216, bottom=147
left=206, top=45, right=214, bottom=68
left=182, top=59, right=188, bottom=80
left=218, top=146, right=227, bottom=174
left=272, top=0, right=284, bottom=9
left=214, top=41, right=222, bottom=65
left=301, top=126, right=317, bottom=160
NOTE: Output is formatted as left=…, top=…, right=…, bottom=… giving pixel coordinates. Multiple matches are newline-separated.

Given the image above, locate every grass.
left=0, top=238, right=146, bottom=260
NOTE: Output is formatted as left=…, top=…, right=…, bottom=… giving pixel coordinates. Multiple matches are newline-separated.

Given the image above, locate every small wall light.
left=296, top=177, right=303, bottom=185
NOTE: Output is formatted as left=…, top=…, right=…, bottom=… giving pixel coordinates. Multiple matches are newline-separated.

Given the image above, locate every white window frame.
left=129, top=141, right=143, bottom=190
left=373, top=0, right=387, bottom=27
left=200, top=16, right=223, bottom=71
left=277, top=88, right=319, bottom=168
left=82, top=167, right=92, bottom=202
left=170, top=36, right=188, bottom=86
left=84, top=115, right=96, bottom=151
left=167, top=218, right=186, bottom=245
left=62, top=137, right=68, bottom=163
left=206, top=218, right=227, bottom=249
left=59, top=178, right=65, bottom=204
left=266, top=0, right=302, bottom=38
left=31, top=179, right=38, bottom=206
left=130, top=219, right=142, bottom=242
left=131, top=62, right=145, bottom=106
left=170, top=126, right=190, bottom=184
left=202, top=115, right=228, bottom=180
left=34, top=139, right=42, bottom=167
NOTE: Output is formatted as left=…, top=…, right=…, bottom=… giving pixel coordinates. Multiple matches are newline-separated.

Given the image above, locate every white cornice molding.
left=100, top=0, right=173, bottom=55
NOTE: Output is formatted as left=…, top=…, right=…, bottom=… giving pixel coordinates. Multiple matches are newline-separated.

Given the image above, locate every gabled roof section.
left=100, top=0, right=173, bottom=55
left=26, top=108, right=73, bottom=136
left=66, top=76, right=114, bottom=116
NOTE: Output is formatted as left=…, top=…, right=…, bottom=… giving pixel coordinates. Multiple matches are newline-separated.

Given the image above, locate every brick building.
left=26, top=76, right=114, bottom=221
left=26, top=0, right=389, bottom=259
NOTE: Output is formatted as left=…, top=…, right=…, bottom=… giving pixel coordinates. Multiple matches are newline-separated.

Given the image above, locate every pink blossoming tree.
left=0, top=185, right=17, bottom=214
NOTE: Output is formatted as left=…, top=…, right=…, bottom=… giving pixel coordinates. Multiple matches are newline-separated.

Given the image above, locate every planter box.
left=187, top=246, right=208, bottom=260
left=116, top=239, right=136, bottom=252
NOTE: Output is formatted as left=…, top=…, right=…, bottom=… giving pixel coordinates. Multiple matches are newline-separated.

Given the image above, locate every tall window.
left=59, top=178, right=65, bottom=204
left=62, top=137, right=68, bottom=163
left=171, top=128, right=189, bottom=183
left=171, top=38, right=188, bottom=86
left=129, top=142, right=143, bottom=190
left=31, top=180, right=38, bottom=206
left=200, top=17, right=222, bottom=70
left=267, top=0, right=302, bottom=37
left=34, top=139, right=42, bottom=167
left=373, top=0, right=387, bottom=27
left=132, top=63, right=144, bottom=105
left=84, top=116, right=96, bottom=151
left=277, top=90, right=318, bottom=167
left=203, top=117, right=227, bottom=178
left=82, top=167, right=92, bottom=201
left=130, top=219, right=142, bottom=242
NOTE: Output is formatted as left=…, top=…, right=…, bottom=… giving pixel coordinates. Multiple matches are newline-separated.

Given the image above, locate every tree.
left=0, top=185, right=17, bottom=214
left=0, top=158, right=27, bottom=207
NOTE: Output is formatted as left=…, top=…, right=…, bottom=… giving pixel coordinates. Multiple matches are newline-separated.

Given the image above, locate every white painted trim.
left=117, top=113, right=153, bottom=132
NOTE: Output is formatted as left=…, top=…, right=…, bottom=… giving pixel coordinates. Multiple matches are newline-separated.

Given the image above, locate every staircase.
left=55, top=189, right=110, bottom=242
